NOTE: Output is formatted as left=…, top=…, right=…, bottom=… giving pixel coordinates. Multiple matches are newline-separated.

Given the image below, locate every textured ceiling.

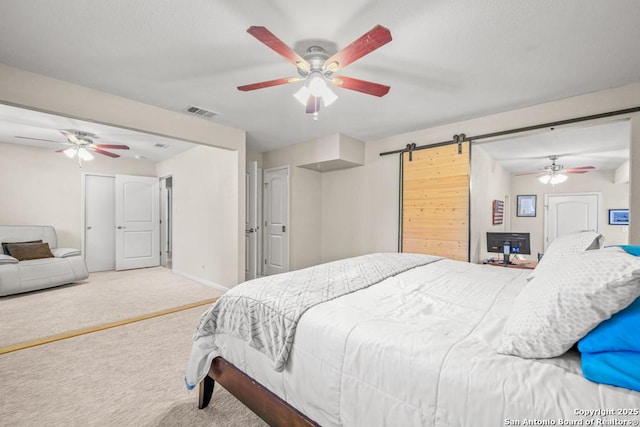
left=1, top=0, right=640, bottom=154
left=479, top=120, right=630, bottom=173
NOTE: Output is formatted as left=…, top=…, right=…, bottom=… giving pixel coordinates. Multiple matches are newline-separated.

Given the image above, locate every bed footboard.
left=198, top=356, right=319, bottom=426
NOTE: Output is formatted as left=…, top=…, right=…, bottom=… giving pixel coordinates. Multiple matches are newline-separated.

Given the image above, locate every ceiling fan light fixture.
left=320, top=85, right=338, bottom=106
left=63, top=147, right=77, bottom=159
left=308, top=73, right=328, bottom=97
left=538, top=174, right=551, bottom=184
left=549, top=173, right=567, bottom=184
left=77, top=148, right=94, bottom=161
left=293, top=86, right=311, bottom=106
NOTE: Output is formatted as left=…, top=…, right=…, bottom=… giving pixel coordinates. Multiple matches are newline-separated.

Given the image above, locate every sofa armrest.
left=0, top=254, right=19, bottom=264
left=52, top=248, right=82, bottom=258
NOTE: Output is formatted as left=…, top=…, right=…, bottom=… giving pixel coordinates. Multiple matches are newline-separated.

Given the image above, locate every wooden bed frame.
left=198, top=356, right=320, bottom=426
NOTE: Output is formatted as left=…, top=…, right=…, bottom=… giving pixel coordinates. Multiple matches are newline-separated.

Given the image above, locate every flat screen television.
left=486, top=232, right=531, bottom=265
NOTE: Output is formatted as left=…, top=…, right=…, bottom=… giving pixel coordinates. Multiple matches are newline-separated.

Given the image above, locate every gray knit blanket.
left=193, top=252, right=441, bottom=371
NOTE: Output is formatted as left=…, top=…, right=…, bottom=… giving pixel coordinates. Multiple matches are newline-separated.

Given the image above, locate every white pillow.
left=0, top=254, right=19, bottom=265
left=528, top=230, right=603, bottom=281
left=498, top=247, right=640, bottom=358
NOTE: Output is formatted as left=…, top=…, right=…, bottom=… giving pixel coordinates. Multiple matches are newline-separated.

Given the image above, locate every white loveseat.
left=0, top=225, right=89, bottom=296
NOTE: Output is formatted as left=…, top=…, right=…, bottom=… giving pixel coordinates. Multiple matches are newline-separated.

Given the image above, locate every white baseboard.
left=171, top=269, right=230, bottom=293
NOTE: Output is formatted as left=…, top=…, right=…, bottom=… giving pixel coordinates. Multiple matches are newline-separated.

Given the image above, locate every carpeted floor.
left=0, top=306, right=266, bottom=426
left=0, top=267, right=225, bottom=348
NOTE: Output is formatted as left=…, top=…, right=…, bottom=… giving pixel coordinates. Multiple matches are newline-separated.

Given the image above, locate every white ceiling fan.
left=16, top=130, right=130, bottom=164
left=237, top=25, right=392, bottom=119
left=516, top=155, right=595, bottom=184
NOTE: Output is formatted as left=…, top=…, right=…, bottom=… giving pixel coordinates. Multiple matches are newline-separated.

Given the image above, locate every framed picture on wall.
left=516, top=195, right=537, bottom=217
left=608, top=209, right=629, bottom=225
left=492, top=200, right=504, bottom=225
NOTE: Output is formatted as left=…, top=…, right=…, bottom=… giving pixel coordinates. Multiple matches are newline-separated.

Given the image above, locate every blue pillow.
left=578, top=297, right=640, bottom=353
left=581, top=351, right=640, bottom=392
left=609, top=245, right=640, bottom=256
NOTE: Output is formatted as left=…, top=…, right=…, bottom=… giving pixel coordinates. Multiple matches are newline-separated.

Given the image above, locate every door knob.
left=246, top=228, right=255, bottom=233
left=87, top=226, right=92, bottom=230
left=117, top=226, right=126, bottom=229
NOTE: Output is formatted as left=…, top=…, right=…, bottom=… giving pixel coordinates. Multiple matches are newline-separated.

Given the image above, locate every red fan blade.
left=246, top=26, right=310, bottom=71
left=332, top=75, right=390, bottom=97
left=95, top=144, right=129, bottom=150
left=564, top=166, right=595, bottom=172
left=515, top=172, right=543, bottom=176
left=306, top=96, right=320, bottom=114
left=564, top=170, right=590, bottom=174
left=324, top=25, right=392, bottom=73
left=238, top=77, right=301, bottom=92
left=89, top=147, right=120, bottom=158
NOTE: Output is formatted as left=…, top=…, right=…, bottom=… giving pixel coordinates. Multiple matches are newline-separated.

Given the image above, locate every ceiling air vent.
left=183, top=105, right=218, bottom=120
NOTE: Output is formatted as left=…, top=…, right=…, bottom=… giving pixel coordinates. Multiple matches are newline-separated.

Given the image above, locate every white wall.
left=156, top=145, right=239, bottom=287
left=263, top=144, right=323, bottom=270
left=246, top=148, right=263, bottom=168
left=470, top=145, right=511, bottom=262
left=321, top=154, right=398, bottom=263
left=510, top=170, right=629, bottom=258
left=0, top=64, right=247, bottom=284
left=0, top=142, right=156, bottom=248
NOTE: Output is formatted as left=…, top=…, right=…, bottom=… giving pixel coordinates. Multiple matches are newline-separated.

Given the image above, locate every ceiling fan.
left=16, top=130, right=130, bottom=162
left=516, top=155, right=595, bottom=184
left=237, top=25, right=392, bottom=116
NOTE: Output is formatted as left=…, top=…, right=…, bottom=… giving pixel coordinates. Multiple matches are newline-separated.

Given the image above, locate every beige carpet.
left=0, top=306, right=266, bottom=427
left=0, top=267, right=225, bottom=348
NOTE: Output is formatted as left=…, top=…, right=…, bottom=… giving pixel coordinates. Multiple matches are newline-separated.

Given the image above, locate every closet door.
left=115, top=175, right=160, bottom=271
left=401, top=142, right=470, bottom=261
left=85, top=174, right=116, bottom=272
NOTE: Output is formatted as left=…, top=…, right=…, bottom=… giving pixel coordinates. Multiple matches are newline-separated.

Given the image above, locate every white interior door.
left=115, top=175, right=160, bottom=271
left=545, top=193, right=599, bottom=250
left=264, top=166, right=289, bottom=275
left=245, top=161, right=258, bottom=281
left=85, top=174, right=115, bottom=272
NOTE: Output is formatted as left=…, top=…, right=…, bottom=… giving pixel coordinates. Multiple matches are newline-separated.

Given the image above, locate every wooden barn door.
left=401, top=142, right=470, bottom=261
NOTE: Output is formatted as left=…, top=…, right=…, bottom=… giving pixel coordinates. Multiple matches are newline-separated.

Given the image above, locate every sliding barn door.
left=401, top=142, right=470, bottom=261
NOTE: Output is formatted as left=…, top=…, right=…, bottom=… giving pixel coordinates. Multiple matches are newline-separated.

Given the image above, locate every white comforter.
left=194, top=258, right=640, bottom=426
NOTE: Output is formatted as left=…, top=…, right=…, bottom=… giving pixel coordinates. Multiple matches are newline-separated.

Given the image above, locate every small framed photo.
left=608, top=209, right=629, bottom=225
left=516, top=195, right=537, bottom=217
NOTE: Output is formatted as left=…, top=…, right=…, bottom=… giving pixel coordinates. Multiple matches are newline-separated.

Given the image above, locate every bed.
left=185, top=233, right=640, bottom=426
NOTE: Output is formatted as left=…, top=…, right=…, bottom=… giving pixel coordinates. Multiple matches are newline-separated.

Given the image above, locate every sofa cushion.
left=4, top=242, right=55, bottom=261
left=0, top=225, right=58, bottom=250
left=2, top=240, right=43, bottom=255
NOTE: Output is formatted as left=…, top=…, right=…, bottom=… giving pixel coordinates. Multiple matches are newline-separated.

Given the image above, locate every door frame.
left=159, top=175, right=173, bottom=269
left=245, top=161, right=258, bottom=280
left=263, top=165, right=290, bottom=275
left=543, top=191, right=600, bottom=250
